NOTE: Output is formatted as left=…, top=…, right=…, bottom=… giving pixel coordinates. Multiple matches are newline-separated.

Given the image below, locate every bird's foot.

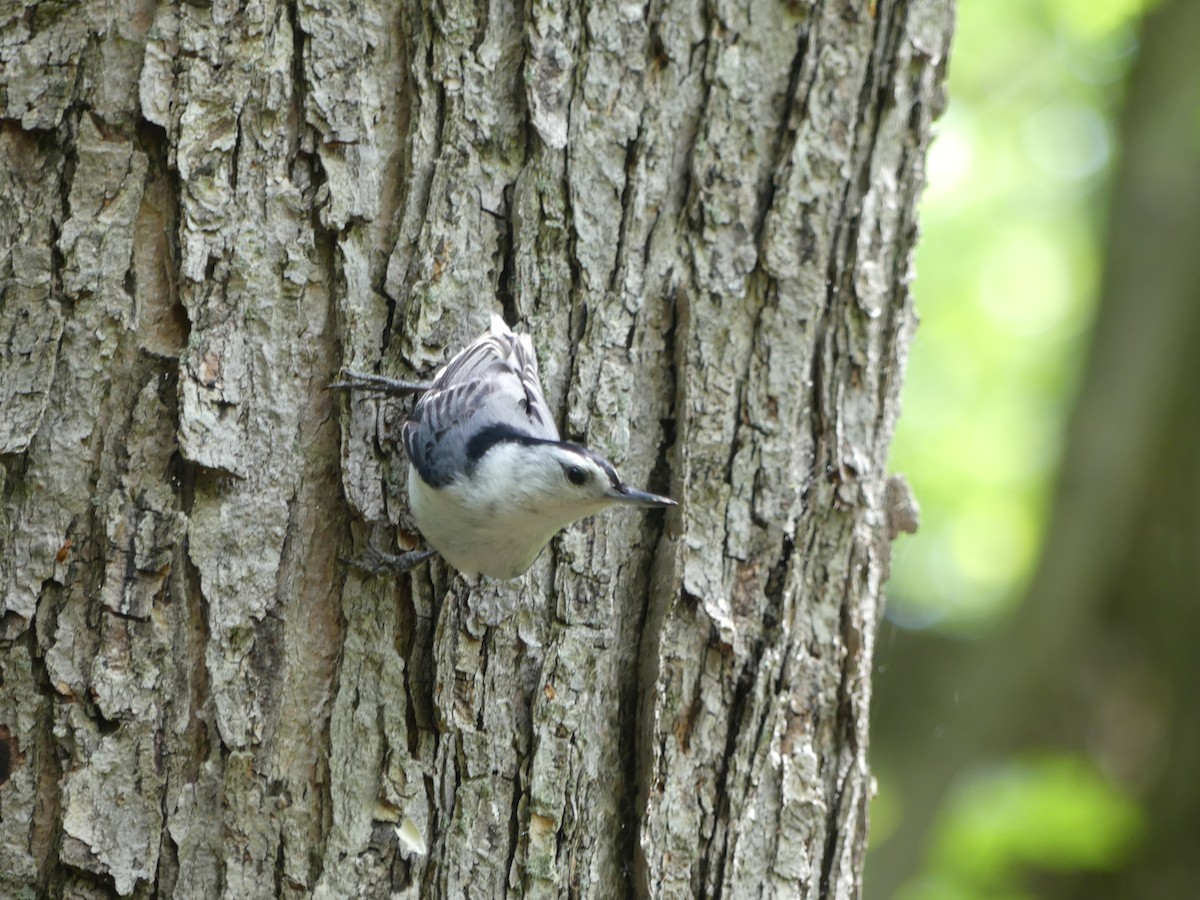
left=329, top=369, right=432, bottom=397
left=344, top=544, right=438, bottom=575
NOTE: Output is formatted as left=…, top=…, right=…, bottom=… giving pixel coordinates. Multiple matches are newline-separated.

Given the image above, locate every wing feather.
left=404, top=316, right=558, bottom=487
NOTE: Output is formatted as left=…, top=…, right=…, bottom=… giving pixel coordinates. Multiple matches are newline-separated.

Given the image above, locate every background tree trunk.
left=0, top=1, right=950, bottom=897
left=867, top=1, right=1200, bottom=896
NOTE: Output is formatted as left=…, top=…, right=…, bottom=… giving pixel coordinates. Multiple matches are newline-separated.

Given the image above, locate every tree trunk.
left=0, top=1, right=950, bottom=897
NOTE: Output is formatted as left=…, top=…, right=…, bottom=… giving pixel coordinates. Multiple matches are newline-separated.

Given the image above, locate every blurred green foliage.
left=888, top=0, right=1156, bottom=634
left=896, top=755, right=1144, bottom=900
left=878, top=0, right=1160, bottom=895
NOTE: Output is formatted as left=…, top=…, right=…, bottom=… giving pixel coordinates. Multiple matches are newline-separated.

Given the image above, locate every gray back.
left=403, top=316, right=559, bottom=488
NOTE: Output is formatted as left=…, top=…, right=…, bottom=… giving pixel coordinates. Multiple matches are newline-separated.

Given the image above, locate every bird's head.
left=477, top=439, right=676, bottom=526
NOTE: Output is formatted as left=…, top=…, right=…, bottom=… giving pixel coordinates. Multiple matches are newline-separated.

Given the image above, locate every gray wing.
left=404, top=315, right=559, bottom=487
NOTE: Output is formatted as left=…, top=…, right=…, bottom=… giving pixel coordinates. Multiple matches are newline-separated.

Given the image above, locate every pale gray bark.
left=0, top=1, right=951, bottom=898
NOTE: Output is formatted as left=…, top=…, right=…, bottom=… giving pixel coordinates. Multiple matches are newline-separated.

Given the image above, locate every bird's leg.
left=329, top=369, right=432, bottom=397
left=345, top=544, right=438, bottom=575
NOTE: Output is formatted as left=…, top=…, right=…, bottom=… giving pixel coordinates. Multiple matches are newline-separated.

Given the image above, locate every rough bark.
left=0, top=1, right=950, bottom=897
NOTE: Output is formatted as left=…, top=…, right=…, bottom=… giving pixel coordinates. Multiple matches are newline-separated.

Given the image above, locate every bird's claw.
left=329, top=370, right=432, bottom=396
left=343, top=544, right=438, bottom=576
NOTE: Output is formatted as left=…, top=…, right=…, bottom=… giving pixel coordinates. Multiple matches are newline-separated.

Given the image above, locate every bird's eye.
left=566, top=465, right=589, bottom=486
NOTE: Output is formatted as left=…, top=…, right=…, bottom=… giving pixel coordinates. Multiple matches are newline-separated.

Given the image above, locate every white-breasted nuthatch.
left=337, top=315, right=675, bottom=579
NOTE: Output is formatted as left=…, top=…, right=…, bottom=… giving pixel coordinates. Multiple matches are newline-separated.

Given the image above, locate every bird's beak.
left=609, top=483, right=677, bottom=507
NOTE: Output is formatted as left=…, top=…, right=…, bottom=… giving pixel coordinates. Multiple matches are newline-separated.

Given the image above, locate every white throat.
left=407, top=442, right=611, bottom=579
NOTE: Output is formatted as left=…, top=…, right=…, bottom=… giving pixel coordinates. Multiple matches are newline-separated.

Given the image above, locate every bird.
left=334, top=315, right=676, bottom=579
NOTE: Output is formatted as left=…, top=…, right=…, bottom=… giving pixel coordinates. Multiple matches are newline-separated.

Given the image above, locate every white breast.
left=407, top=462, right=563, bottom=580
